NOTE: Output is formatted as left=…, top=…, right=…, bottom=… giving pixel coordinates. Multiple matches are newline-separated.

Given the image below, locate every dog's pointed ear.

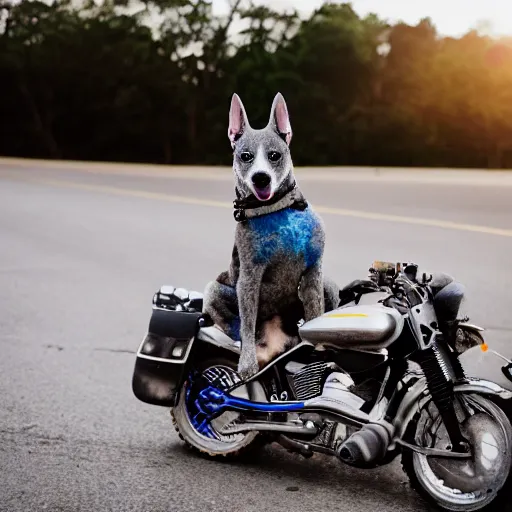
left=268, top=92, right=292, bottom=145
left=228, top=93, right=249, bottom=148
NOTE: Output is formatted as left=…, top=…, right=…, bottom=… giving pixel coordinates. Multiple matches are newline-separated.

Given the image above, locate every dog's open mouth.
left=253, top=185, right=273, bottom=201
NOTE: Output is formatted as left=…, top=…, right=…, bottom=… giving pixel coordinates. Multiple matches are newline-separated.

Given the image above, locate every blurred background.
left=2, top=5, right=512, bottom=511
left=2, top=0, right=512, bottom=168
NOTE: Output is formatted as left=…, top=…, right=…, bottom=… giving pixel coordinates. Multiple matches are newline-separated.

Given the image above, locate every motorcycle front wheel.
left=402, top=393, right=512, bottom=511
left=171, top=356, right=261, bottom=459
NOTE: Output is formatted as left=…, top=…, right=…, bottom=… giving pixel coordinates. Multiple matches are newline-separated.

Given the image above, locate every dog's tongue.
left=254, top=185, right=272, bottom=201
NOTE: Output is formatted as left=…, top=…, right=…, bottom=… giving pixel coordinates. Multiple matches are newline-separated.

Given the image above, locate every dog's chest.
left=247, top=208, right=321, bottom=267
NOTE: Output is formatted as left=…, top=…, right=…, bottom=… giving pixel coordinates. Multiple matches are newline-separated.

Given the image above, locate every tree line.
left=2, top=0, right=512, bottom=168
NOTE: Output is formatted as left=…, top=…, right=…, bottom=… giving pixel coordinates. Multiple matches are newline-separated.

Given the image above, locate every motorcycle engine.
left=287, top=361, right=391, bottom=465
left=286, top=361, right=363, bottom=449
left=287, top=361, right=365, bottom=408
left=288, top=361, right=333, bottom=400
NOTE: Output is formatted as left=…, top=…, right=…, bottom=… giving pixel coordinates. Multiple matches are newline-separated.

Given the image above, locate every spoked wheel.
left=171, top=357, right=261, bottom=459
left=402, top=393, right=512, bottom=511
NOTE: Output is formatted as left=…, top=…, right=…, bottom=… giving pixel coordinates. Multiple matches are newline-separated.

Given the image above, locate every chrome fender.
left=453, top=379, right=512, bottom=399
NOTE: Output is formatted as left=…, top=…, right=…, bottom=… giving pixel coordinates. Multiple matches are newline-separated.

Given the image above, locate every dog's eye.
left=268, top=151, right=282, bottom=162
left=240, top=152, right=254, bottom=163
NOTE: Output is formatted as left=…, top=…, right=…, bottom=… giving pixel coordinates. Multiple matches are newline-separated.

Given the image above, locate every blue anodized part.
left=187, top=383, right=306, bottom=439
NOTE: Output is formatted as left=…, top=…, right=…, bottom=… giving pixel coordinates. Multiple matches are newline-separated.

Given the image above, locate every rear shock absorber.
left=417, top=345, right=468, bottom=452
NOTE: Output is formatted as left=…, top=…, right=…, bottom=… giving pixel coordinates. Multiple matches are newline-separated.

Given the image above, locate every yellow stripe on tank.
left=325, top=313, right=368, bottom=318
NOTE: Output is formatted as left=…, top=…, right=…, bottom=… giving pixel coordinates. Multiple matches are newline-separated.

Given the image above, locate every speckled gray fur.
left=203, top=93, right=334, bottom=379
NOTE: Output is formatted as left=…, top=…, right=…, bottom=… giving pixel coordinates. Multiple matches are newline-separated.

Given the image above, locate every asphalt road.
left=1, top=160, right=512, bottom=512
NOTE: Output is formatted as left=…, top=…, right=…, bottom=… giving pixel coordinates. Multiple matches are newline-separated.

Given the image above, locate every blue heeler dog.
left=203, top=93, right=338, bottom=379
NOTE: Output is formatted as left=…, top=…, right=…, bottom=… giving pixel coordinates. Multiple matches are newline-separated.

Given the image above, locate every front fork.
left=417, top=320, right=511, bottom=452
left=416, top=344, right=471, bottom=452
left=429, top=329, right=512, bottom=451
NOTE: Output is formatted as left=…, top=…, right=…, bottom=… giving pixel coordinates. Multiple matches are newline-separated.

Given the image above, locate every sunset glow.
left=233, top=0, right=512, bottom=37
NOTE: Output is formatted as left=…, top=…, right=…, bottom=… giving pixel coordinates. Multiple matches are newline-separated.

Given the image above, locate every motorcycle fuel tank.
left=299, top=304, right=404, bottom=351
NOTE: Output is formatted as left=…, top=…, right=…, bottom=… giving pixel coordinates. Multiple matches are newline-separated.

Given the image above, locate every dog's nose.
left=251, top=172, right=271, bottom=188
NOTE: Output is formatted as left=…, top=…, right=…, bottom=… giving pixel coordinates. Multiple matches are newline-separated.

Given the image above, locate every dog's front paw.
left=237, top=357, right=260, bottom=380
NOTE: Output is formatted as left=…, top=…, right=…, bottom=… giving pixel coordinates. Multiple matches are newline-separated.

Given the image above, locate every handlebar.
left=368, top=261, right=432, bottom=309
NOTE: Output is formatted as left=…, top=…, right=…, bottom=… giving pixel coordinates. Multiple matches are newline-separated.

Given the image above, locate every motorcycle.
left=132, top=261, right=512, bottom=511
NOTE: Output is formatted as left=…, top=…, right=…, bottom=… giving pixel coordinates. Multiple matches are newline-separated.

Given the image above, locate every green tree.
left=279, top=3, right=388, bottom=165
left=2, top=0, right=512, bottom=168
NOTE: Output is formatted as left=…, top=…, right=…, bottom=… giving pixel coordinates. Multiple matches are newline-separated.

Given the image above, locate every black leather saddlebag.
left=131, top=287, right=204, bottom=407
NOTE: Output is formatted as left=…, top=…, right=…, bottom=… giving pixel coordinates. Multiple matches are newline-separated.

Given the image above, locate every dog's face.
left=228, top=93, right=294, bottom=202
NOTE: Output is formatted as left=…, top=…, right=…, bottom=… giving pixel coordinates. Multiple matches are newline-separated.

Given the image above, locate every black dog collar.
left=233, top=182, right=308, bottom=222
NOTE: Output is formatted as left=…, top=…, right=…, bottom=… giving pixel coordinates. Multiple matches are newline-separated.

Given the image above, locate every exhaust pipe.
left=336, top=423, right=392, bottom=468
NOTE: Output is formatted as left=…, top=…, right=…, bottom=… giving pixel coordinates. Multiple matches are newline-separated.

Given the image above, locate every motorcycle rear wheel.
left=402, top=394, right=512, bottom=511
left=171, top=357, right=261, bottom=459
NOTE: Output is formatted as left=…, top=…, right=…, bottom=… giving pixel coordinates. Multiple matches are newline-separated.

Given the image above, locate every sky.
left=214, top=0, right=512, bottom=37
